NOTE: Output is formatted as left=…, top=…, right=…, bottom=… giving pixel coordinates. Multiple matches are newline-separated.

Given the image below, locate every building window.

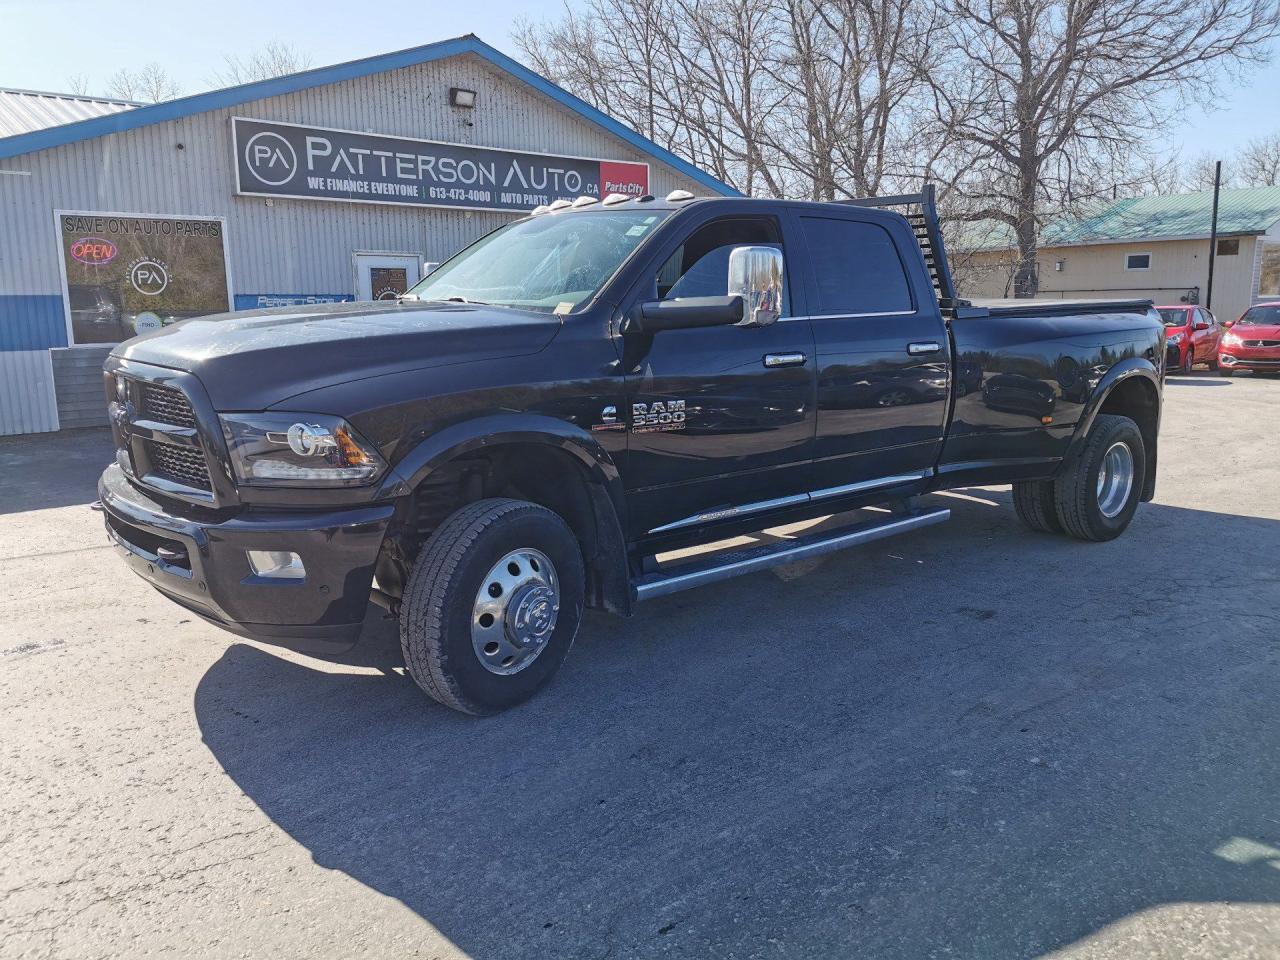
left=1124, top=252, right=1152, bottom=271
left=1216, top=237, right=1240, bottom=256
left=1260, top=243, right=1280, bottom=298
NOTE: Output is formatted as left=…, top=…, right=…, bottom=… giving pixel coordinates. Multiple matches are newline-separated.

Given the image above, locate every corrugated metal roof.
left=0, top=88, right=139, bottom=139
left=1042, top=186, right=1280, bottom=246
left=963, top=186, right=1280, bottom=251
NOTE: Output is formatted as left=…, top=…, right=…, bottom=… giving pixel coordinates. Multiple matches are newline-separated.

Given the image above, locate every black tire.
left=1054, top=414, right=1145, bottom=542
left=1219, top=368, right=1234, bottom=377
left=400, top=498, right=585, bottom=715
left=1181, top=348, right=1194, bottom=374
left=1012, top=480, right=1063, bottom=534
left=1208, top=353, right=1219, bottom=371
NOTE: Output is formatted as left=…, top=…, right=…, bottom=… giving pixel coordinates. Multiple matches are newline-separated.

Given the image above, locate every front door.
left=619, top=213, right=816, bottom=539
left=354, top=253, right=421, bottom=301
left=793, top=211, right=951, bottom=493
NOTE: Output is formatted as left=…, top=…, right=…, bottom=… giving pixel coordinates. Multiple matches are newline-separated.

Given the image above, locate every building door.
left=354, top=253, right=421, bottom=301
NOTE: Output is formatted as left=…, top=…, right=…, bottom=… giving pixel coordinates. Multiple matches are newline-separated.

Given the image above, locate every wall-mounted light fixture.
left=449, top=87, right=477, bottom=109
left=1055, top=259, right=1065, bottom=272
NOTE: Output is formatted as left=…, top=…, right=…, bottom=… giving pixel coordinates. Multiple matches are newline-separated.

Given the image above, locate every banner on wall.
left=55, top=211, right=232, bottom=345
left=232, top=117, right=650, bottom=213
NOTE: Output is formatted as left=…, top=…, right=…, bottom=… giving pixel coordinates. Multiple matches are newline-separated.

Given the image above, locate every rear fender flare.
left=1064, top=358, right=1161, bottom=498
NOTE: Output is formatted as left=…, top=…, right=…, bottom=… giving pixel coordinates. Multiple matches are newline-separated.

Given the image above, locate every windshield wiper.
left=440, top=296, right=491, bottom=305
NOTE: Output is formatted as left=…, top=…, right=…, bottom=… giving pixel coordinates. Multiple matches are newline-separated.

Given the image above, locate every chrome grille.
left=147, top=442, right=212, bottom=490
left=139, top=382, right=196, bottom=427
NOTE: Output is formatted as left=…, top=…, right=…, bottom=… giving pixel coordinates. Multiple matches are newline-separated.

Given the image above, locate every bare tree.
left=929, top=0, right=1279, bottom=296
left=65, top=74, right=92, bottom=97
left=210, top=41, right=313, bottom=87
left=1237, top=132, right=1280, bottom=186
left=107, top=63, right=181, bottom=103
left=515, top=0, right=938, bottom=199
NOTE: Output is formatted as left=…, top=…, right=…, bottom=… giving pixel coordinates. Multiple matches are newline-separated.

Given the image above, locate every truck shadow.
left=195, top=492, right=1280, bottom=958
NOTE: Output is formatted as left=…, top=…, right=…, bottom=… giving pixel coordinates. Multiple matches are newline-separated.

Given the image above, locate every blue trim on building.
left=0, top=295, right=68, bottom=351
left=0, top=35, right=740, bottom=197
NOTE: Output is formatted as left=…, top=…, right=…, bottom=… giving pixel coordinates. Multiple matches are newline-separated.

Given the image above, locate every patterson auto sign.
left=231, top=117, right=650, bottom=213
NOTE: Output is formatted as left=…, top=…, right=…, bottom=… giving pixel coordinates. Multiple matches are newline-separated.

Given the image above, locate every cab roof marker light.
left=572, top=195, right=599, bottom=207
left=602, top=193, right=631, bottom=205
left=530, top=204, right=550, bottom=216
left=666, top=189, right=696, bottom=202
left=548, top=199, right=572, bottom=211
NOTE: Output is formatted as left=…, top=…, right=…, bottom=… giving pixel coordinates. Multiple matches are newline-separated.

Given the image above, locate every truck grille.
left=139, top=382, right=197, bottom=427
left=147, top=441, right=212, bottom=490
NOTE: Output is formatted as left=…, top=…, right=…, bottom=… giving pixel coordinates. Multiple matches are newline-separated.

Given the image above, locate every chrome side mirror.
left=727, top=246, right=784, bottom=327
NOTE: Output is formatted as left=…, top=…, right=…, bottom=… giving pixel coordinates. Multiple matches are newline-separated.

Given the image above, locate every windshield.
left=406, top=210, right=670, bottom=313
left=1158, top=308, right=1190, bottom=326
left=1238, top=305, right=1280, bottom=325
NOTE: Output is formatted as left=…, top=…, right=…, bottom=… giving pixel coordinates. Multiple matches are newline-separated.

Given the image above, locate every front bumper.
left=1220, top=352, right=1280, bottom=370
left=98, top=463, right=394, bottom=654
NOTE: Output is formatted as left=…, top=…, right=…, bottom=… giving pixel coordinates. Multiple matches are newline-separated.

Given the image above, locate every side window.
left=798, top=217, right=913, bottom=315
left=657, top=217, right=789, bottom=315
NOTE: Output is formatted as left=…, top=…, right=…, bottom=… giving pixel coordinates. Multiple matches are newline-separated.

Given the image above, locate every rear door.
left=793, top=210, right=950, bottom=494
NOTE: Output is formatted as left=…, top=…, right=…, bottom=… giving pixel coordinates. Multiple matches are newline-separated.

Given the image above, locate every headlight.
left=1167, top=332, right=1185, bottom=344
left=219, top=413, right=387, bottom=487
left=1222, top=332, right=1243, bottom=346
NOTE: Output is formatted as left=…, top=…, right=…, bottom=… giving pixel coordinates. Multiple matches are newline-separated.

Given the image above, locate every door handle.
left=907, top=341, right=942, bottom=355
left=763, top=352, right=807, bottom=368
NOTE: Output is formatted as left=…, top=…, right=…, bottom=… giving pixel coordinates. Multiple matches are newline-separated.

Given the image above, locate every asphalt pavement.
left=2, top=371, right=1278, bottom=959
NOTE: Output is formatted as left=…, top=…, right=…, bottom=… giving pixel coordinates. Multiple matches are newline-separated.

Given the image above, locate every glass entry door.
left=354, top=253, right=421, bottom=301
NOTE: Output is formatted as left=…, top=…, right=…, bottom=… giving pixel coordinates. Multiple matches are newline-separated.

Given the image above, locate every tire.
left=1012, top=480, right=1063, bottom=534
left=400, top=498, right=585, bottom=715
left=1054, top=414, right=1145, bottom=542
left=1181, top=348, right=1194, bottom=374
left=1220, top=368, right=1234, bottom=377
left=1208, top=353, right=1219, bottom=371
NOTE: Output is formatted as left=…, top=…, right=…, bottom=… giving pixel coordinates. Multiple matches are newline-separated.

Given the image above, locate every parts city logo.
left=128, top=258, right=170, bottom=296
left=244, top=131, right=298, bottom=186
left=69, top=237, right=117, bottom=265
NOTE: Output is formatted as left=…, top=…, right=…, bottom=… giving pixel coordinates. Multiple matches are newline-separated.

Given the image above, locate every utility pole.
left=1206, top=160, right=1222, bottom=310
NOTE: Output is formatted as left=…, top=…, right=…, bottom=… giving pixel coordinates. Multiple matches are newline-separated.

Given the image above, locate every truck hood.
left=112, top=301, right=561, bottom=409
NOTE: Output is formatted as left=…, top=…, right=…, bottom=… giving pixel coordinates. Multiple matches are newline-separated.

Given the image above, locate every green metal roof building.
left=960, top=186, right=1280, bottom=323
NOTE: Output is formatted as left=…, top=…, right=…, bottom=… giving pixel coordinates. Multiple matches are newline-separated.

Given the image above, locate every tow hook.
left=90, top=501, right=105, bottom=513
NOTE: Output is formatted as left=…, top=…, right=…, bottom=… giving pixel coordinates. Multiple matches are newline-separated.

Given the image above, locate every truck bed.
left=968, top=298, right=1155, bottom=318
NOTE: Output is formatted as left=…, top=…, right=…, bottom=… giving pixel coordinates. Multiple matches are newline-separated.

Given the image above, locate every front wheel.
left=1181, top=348, right=1195, bottom=374
left=1208, top=352, right=1220, bottom=371
left=400, top=498, right=585, bottom=715
left=1054, top=414, right=1146, bottom=542
left=1219, top=367, right=1234, bottom=377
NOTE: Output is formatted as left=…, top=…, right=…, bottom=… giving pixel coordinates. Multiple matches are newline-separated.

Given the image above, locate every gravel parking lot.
left=2, top=372, right=1279, bottom=960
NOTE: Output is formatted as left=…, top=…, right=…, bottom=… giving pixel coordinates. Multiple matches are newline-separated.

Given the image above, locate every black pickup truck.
left=98, top=187, right=1165, bottom=714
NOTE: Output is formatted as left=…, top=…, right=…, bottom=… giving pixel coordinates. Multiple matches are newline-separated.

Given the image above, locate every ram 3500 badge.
left=98, top=186, right=1163, bottom=715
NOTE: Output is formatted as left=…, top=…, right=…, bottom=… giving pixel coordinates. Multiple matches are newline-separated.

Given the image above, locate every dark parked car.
left=98, top=187, right=1164, bottom=715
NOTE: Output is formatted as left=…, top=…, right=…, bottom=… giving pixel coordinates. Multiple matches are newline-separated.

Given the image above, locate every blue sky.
left=1, top=0, right=1276, bottom=160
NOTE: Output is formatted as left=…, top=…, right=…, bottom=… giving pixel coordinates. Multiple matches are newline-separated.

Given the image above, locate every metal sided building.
left=0, top=34, right=735, bottom=436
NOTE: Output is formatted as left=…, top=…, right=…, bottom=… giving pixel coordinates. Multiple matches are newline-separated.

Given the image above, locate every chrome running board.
left=633, top=505, right=950, bottom=602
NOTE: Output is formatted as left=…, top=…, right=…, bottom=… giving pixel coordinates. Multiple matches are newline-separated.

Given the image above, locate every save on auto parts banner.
left=232, top=117, right=650, bottom=213
left=55, top=212, right=231, bottom=345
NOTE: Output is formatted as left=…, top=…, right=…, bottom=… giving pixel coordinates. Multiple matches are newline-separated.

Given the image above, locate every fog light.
left=247, top=550, right=305, bottom=580
left=1221, top=354, right=1236, bottom=364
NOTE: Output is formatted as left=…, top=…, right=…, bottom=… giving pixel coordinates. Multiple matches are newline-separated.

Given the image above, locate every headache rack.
left=836, top=184, right=962, bottom=310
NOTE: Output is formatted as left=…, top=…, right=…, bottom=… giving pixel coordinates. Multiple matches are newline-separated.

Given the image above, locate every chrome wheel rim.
left=471, top=548, right=559, bottom=675
left=1096, top=441, right=1134, bottom=519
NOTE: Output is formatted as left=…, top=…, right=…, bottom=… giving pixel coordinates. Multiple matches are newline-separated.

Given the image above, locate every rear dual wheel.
left=1013, top=414, right=1144, bottom=542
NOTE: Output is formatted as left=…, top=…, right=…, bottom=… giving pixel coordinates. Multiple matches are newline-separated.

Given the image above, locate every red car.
left=1158, top=305, right=1222, bottom=374
left=1219, top=302, right=1280, bottom=376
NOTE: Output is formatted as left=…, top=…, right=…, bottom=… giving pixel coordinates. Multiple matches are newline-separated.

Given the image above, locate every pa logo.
left=129, top=258, right=169, bottom=296
left=244, top=130, right=297, bottom=186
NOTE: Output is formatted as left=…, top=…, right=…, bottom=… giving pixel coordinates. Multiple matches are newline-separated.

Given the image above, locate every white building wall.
left=0, top=50, right=712, bottom=434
